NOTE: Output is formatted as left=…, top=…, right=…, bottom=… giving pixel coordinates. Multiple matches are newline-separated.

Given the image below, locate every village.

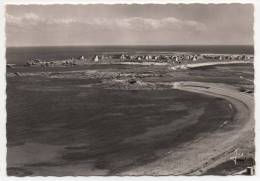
left=22, top=52, right=254, bottom=68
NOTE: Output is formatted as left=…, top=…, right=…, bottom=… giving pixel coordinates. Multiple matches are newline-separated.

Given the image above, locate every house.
left=120, top=54, right=126, bottom=60
left=94, top=55, right=99, bottom=62
left=192, top=56, right=198, bottom=61
left=80, top=56, right=84, bottom=60
left=152, top=56, right=159, bottom=60
left=185, top=55, right=190, bottom=60
left=145, top=55, right=152, bottom=60
left=137, top=56, right=142, bottom=61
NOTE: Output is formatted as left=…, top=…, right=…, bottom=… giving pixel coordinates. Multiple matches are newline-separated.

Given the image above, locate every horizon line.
left=6, top=44, right=254, bottom=48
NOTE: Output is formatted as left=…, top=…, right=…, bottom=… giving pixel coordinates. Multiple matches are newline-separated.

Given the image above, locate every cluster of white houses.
left=24, top=53, right=254, bottom=67
left=119, top=54, right=199, bottom=63
left=93, top=53, right=253, bottom=62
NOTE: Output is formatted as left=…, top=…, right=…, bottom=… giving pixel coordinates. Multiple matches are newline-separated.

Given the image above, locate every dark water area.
left=6, top=45, right=254, bottom=65
left=6, top=73, right=235, bottom=175
left=6, top=79, right=233, bottom=175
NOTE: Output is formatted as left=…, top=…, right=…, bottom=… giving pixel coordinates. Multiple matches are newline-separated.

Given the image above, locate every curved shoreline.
left=120, top=81, right=254, bottom=175
left=117, top=60, right=253, bottom=68
left=185, top=61, right=253, bottom=69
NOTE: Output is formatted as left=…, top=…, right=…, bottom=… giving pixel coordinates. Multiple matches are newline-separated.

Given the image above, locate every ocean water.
left=7, top=71, right=235, bottom=175
left=6, top=45, right=254, bottom=65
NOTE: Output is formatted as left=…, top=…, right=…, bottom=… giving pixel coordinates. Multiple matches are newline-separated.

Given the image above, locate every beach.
left=120, top=81, right=254, bottom=175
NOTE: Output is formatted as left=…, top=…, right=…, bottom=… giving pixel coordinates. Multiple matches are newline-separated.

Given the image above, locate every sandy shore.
left=185, top=61, right=253, bottom=68
left=117, top=60, right=252, bottom=68
left=120, top=81, right=254, bottom=175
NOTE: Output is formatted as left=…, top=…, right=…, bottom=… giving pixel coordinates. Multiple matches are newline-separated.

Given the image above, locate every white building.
left=192, top=56, right=197, bottom=61
left=94, top=55, right=99, bottom=62
left=120, top=54, right=126, bottom=60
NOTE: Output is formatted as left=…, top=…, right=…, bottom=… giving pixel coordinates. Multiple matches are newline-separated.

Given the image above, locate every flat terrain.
left=6, top=63, right=254, bottom=176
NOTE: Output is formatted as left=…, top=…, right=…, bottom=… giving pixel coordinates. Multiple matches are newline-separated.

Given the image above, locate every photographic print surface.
left=6, top=3, right=255, bottom=176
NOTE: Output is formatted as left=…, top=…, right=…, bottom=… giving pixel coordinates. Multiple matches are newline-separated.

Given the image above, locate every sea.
left=6, top=45, right=254, bottom=65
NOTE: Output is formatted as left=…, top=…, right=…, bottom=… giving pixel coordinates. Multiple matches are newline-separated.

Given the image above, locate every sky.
left=5, top=4, right=254, bottom=47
